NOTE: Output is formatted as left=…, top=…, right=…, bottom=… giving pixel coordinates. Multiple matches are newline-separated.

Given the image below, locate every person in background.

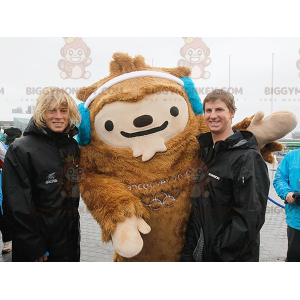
left=4, top=128, right=22, bottom=146
left=0, top=128, right=4, bottom=141
left=0, top=127, right=22, bottom=254
left=181, top=89, right=270, bottom=262
left=273, top=148, right=300, bottom=262
left=2, top=87, right=81, bottom=262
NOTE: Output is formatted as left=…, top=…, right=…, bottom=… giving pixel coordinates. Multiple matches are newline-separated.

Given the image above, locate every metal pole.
left=270, top=53, right=276, bottom=171
left=229, top=55, right=231, bottom=88
left=271, top=53, right=274, bottom=113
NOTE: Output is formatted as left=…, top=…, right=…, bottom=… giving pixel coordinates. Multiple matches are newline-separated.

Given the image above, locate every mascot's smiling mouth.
left=120, top=121, right=168, bottom=138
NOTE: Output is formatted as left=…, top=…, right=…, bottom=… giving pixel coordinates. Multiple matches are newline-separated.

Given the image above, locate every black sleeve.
left=181, top=209, right=196, bottom=261
left=180, top=203, right=205, bottom=262
left=211, top=151, right=269, bottom=261
left=2, top=145, right=47, bottom=261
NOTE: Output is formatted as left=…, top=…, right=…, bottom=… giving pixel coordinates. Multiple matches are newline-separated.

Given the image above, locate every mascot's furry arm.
left=79, top=147, right=150, bottom=257
left=232, top=110, right=298, bottom=163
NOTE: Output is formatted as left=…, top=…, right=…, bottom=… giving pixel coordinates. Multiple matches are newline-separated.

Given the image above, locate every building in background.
left=0, top=120, right=13, bottom=130
left=12, top=107, right=22, bottom=114
left=292, top=131, right=300, bottom=139
left=26, top=105, right=35, bottom=114
left=13, top=117, right=31, bottom=132
left=0, top=114, right=31, bottom=133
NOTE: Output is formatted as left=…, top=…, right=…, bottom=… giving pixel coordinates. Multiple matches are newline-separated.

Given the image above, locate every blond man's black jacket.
left=2, top=118, right=80, bottom=262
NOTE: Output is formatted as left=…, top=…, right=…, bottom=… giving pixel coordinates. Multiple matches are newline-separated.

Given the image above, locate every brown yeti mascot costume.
left=76, top=52, right=297, bottom=262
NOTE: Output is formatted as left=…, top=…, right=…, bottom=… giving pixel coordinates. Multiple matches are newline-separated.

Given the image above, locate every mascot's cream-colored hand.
left=247, top=111, right=298, bottom=148
left=111, top=215, right=151, bottom=258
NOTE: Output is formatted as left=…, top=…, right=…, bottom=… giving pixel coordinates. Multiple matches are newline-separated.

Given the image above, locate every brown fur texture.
left=77, top=52, right=283, bottom=261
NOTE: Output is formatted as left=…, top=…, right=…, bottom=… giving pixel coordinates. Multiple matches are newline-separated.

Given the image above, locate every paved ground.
left=0, top=163, right=288, bottom=262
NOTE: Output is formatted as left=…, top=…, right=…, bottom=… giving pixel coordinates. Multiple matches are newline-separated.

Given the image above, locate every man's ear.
left=230, top=109, right=236, bottom=119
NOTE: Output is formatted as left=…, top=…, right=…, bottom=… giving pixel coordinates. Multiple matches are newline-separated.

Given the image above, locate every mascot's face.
left=94, top=91, right=189, bottom=161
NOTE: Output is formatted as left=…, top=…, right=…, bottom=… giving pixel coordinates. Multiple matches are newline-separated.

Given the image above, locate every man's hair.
left=33, top=87, right=81, bottom=129
left=203, top=89, right=237, bottom=112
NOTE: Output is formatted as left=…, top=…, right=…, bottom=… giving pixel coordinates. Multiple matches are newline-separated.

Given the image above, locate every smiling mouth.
left=71, top=57, right=81, bottom=62
left=120, top=121, right=168, bottom=138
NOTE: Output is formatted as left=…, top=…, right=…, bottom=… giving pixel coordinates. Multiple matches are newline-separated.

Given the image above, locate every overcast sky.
left=1, top=37, right=300, bottom=133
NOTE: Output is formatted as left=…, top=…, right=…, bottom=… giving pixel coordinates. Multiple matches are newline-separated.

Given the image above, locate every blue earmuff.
left=180, top=76, right=203, bottom=115
left=77, top=103, right=91, bottom=146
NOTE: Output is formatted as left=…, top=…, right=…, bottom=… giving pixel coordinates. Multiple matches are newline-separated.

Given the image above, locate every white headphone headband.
left=84, top=70, right=184, bottom=108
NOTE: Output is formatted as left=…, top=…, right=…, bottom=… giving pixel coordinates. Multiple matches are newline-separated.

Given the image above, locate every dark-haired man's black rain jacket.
left=2, top=118, right=81, bottom=262
left=181, top=130, right=269, bottom=262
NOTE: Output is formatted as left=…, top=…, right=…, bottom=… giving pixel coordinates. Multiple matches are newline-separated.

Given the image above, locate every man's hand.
left=34, top=253, right=48, bottom=262
left=286, top=192, right=295, bottom=204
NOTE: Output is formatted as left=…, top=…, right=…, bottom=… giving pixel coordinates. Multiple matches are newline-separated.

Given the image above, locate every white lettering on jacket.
left=208, top=173, right=220, bottom=180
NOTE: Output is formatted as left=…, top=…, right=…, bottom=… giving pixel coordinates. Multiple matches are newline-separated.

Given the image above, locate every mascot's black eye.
left=188, top=50, right=193, bottom=55
left=170, top=106, right=179, bottom=117
left=197, top=50, right=202, bottom=56
left=105, top=120, right=114, bottom=131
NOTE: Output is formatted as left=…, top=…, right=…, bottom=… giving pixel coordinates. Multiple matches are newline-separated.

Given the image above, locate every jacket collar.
left=198, top=130, right=258, bottom=151
left=198, top=130, right=259, bottom=166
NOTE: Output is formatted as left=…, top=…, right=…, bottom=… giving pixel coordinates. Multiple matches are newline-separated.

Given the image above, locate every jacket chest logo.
left=208, top=173, right=220, bottom=180
left=45, top=172, right=58, bottom=184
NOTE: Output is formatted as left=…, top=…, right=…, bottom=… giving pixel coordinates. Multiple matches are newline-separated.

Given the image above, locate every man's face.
left=45, top=104, right=69, bottom=133
left=204, top=99, right=235, bottom=135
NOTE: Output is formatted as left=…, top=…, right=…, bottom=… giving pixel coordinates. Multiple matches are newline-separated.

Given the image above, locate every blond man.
left=2, top=87, right=82, bottom=262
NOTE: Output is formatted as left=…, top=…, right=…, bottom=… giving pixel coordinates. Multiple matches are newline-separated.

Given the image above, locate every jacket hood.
left=23, top=117, right=79, bottom=139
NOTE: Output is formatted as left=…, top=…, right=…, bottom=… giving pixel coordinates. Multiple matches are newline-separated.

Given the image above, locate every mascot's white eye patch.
left=94, top=91, right=189, bottom=161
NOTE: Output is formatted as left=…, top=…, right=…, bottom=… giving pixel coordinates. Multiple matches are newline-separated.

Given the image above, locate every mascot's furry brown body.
left=77, top=53, right=297, bottom=261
